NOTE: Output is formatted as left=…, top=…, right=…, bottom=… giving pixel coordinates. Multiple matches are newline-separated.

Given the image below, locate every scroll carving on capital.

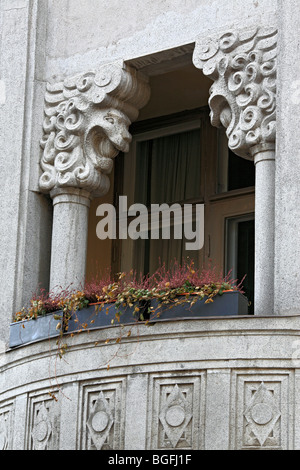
left=193, top=26, right=277, bottom=159
left=39, top=62, right=150, bottom=197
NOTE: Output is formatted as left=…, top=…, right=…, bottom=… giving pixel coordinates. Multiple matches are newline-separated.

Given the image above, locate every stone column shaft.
left=253, top=148, right=275, bottom=315
left=49, top=188, right=91, bottom=293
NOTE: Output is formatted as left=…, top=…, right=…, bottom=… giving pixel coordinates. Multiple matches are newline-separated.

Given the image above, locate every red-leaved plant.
left=13, top=259, right=245, bottom=322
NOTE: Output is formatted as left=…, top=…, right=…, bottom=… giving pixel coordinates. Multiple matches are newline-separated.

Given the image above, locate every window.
left=113, top=109, right=204, bottom=275
left=226, top=214, right=255, bottom=314
left=217, top=128, right=255, bottom=193
left=112, top=107, right=255, bottom=307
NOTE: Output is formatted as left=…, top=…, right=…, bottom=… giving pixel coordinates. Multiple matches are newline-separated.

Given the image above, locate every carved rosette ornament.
left=39, top=62, right=150, bottom=198
left=193, top=26, right=277, bottom=159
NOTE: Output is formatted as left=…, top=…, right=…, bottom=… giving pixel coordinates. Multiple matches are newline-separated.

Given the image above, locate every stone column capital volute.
left=39, top=61, right=150, bottom=198
left=193, top=26, right=277, bottom=160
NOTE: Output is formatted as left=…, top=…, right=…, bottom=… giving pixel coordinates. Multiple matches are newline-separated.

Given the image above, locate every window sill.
left=209, top=186, right=255, bottom=202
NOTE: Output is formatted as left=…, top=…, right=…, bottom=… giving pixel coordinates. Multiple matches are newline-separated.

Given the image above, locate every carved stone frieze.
left=193, top=26, right=277, bottom=160
left=39, top=62, right=150, bottom=198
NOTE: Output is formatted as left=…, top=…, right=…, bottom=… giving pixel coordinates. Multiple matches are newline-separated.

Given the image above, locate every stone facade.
left=1, top=0, right=300, bottom=451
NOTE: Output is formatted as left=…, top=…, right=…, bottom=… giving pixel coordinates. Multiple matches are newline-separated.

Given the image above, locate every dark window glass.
left=237, top=219, right=255, bottom=314
left=227, top=150, right=255, bottom=191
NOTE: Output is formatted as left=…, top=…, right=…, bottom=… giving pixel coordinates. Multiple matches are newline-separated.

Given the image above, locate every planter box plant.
left=10, top=260, right=249, bottom=347
left=10, top=289, right=80, bottom=348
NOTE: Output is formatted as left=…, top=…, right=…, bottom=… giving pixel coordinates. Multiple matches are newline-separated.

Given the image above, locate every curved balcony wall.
left=1, top=315, right=300, bottom=450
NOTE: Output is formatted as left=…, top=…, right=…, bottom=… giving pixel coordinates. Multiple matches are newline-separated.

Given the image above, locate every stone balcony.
left=1, top=314, right=300, bottom=450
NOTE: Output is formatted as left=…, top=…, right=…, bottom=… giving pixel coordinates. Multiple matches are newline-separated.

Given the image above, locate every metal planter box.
left=9, top=312, right=63, bottom=348
left=9, top=302, right=146, bottom=347
left=147, top=291, right=249, bottom=322
left=9, top=292, right=248, bottom=347
left=65, top=301, right=143, bottom=334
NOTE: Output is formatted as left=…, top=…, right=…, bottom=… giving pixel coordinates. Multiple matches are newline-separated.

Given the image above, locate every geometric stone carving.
left=159, top=384, right=193, bottom=448
left=80, top=379, right=126, bottom=450
left=31, top=401, right=53, bottom=450
left=0, top=416, right=9, bottom=450
left=243, top=382, right=281, bottom=446
left=0, top=402, right=14, bottom=450
left=193, top=26, right=277, bottom=160
left=148, top=373, right=205, bottom=450
left=86, top=391, right=114, bottom=450
left=232, top=371, right=293, bottom=450
left=27, top=393, right=60, bottom=450
left=39, top=61, right=150, bottom=198
left=159, top=385, right=193, bottom=448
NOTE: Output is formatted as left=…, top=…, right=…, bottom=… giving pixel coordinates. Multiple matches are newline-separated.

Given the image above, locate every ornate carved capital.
left=39, top=62, right=150, bottom=197
left=193, top=26, right=277, bottom=160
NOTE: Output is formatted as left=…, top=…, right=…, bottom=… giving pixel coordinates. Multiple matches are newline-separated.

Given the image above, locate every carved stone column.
left=193, top=27, right=277, bottom=315
left=39, top=61, right=150, bottom=292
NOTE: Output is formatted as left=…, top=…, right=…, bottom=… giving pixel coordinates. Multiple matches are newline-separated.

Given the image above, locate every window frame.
left=113, top=108, right=207, bottom=274
left=112, top=106, right=255, bottom=281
